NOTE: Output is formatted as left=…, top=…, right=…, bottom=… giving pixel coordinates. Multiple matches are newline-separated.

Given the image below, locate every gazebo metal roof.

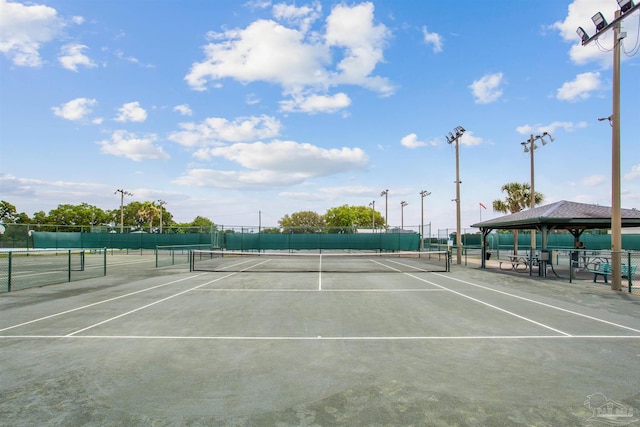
left=471, top=200, right=640, bottom=231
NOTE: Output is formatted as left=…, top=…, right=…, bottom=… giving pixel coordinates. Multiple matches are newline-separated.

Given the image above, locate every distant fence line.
left=1, top=223, right=639, bottom=251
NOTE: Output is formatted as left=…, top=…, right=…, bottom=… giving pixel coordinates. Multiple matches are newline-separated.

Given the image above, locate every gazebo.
left=471, top=200, right=640, bottom=269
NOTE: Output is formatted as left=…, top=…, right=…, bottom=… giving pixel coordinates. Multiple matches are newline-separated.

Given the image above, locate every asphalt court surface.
left=1, top=256, right=639, bottom=426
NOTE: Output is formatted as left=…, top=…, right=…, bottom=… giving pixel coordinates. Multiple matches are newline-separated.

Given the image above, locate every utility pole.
left=420, top=190, right=431, bottom=252
left=114, top=189, right=133, bottom=233
left=446, top=126, right=465, bottom=265
left=577, top=3, right=638, bottom=291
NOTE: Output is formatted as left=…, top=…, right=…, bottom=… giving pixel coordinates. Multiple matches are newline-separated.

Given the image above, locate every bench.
left=622, top=264, right=637, bottom=279
left=499, top=256, right=528, bottom=271
left=588, top=263, right=611, bottom=283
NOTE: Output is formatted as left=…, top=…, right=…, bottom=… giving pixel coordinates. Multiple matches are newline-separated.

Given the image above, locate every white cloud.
left=115, top=101, right=147, bottom=122
left=279, top=92, right=351, bottom=113
left=58, top=43, right=96, bottom=71
left=71, top=16, right=84, bottom=25
left=196, top=140, right=368, bottom=176
left=469, top=72, right=504, bottom=104
left=422, top=26, right=443, bottom=53
left=168, top=115, right=282, bottom=147
left=325, top=3, right=393, bottom=94
left=400, top=133, right=438, bottom=149
left=174, top=169, right=309, bottom=189
left=625, top=164, right=640, bottom=180
left=0, top=172, right=110, bottom=200
left=0, top=0, right=64, bottom=67
left=272, top=2, right=321, bottom=33
left=281, top=185, right=377, bottom=201
left=458, top=130, right=483, bottom=146
left=556, top=71, right=602, bottom=102
left=175, top=140, right=368, bottom=189
left=581, top=174, right=606, bottom=186
left=516, top=121, right=588, bottom=135
left=173, top=104, right=193, bottom=116
left=186, top=19, right=329, bottom=91
left=185, top=2, right=394, bottom=98
left=98, top=130, right=169, bottom=161
left=52, top=97, right=97, bottom=121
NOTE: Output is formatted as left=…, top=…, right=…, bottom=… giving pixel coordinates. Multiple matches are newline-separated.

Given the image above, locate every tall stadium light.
left=577, top=2, right=639, bottom=291
left=369, top=200, right=376, bottom=231
left=420, top=190, right=431, bottom=251
left=380, top=189, right=389, bottom=230
left=114, top=189, right=133, bottom=233
left=577, top=27, right=590, bottom=43
left=592, top=12, right=608, bottom=31
left=617, top=0, right=634, bottom=13
left=446, top=126, right=465, bottom=265
left=400, top=201, right=408, bottom=230
left=520, top=132, right=554, bottom=252
left=157, top=199, right=167, bottom=234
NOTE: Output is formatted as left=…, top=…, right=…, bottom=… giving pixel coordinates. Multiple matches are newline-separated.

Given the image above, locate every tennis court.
left=1, top=252, right=639, bottom=426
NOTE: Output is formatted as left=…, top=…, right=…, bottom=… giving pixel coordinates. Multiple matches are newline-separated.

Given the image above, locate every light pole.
left=521, top=132, right=554, bottom=253
left=446, top=126, right=465, bottom=264
left=576, top=0, right=638, bottom=291
left=420, top=190, right=431, bottom=251
left=400, top=201, right=408, bottom=230
left=114, top=189, right=133, bottom=233
left=369, top=200, right=376, bottom=231
left=157, top=199, right=166, bottom=233
left=380, top=189, right=389, bottom=231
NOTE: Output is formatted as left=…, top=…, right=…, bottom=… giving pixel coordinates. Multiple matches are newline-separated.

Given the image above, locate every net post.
left=7, top=251, right=12, bottom=292
left=67, top=250, right=72, bottom=282
left=103, top=248, right=107, bottom=276
left=155, top=246, right=158, bottom=268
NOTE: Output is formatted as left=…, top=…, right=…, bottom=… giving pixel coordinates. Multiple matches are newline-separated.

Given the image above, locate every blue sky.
left=1, top=0, right=639, bottom=233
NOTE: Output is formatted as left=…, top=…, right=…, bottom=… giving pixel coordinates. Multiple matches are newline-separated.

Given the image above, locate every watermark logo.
left=584, top=393, right=637, bottom=425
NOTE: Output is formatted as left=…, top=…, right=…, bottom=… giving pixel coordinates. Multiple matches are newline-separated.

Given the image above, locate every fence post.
left=627, top=251, right=633, bottom=293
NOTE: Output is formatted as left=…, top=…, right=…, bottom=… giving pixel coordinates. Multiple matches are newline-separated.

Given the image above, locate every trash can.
left=485, top=252, right=492, bottom=260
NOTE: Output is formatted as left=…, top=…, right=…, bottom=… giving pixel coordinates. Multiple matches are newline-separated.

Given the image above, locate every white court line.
left=194, top=288, right=446, bottom=292
left=2, top=335, right=639, bottom=340
left=0, top=273, right=208, bottom=333
left=66, top=273, right=237, bottom=336
left=404, top=273, right=572, bottom=336
left=433, top=273, right=640, bottom=334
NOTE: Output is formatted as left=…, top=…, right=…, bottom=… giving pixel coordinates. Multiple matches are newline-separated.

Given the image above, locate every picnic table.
left=499, top=255, right=530, bottom=271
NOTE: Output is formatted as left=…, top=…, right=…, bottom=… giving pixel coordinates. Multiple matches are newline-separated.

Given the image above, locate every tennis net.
left=190, top=250, right=450, bottom=273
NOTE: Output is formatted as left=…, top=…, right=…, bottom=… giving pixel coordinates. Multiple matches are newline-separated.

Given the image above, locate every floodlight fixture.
left=592, top=12, right=607, bottom=31
left=618, top=0, right=635, bottom=13
left=576, top=26, right=590, bottom=43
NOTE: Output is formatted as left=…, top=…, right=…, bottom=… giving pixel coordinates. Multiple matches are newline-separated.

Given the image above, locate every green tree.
left=0, top=200, right=18, bottom=223
left=324, top=204, right=385, bottom=232
left=260, top=227, right=281, bottom=234
left=47, top=203, right=111, bottom=229
left=492, top=182, right=543, bottom=254
left=190, top=216, right=213, bottom=227
left=279, top=211, right=325, bottom=233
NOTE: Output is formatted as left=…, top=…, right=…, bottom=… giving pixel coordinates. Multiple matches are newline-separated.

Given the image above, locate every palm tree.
left=138, top=201, right=160, bottom=231
left=492, top=182, right=543, bottom=254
